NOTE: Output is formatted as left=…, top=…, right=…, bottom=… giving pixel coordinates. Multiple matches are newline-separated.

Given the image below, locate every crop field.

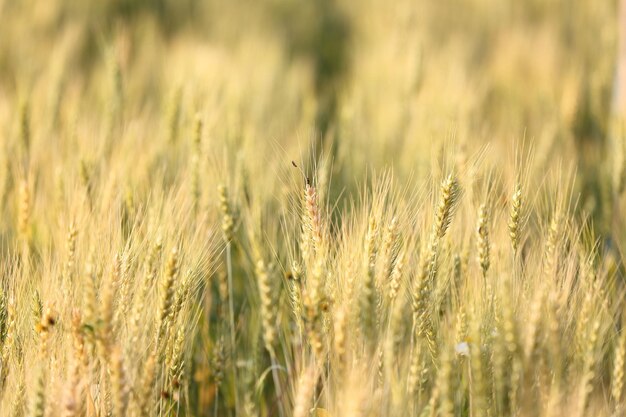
left=0, top=1, right=625, bottom=416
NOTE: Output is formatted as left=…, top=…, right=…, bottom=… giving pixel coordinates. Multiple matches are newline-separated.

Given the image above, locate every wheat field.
left=0, top=1, right=625, bottom=416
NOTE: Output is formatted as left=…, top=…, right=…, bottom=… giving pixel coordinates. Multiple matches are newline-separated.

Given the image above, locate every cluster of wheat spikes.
left=0, top=117, right=625, bottom=417
left=2, top=1, right=626, bottom=417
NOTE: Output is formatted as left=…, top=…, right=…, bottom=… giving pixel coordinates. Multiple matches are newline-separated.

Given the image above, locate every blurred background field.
left=1, top=1, right=626, bottom=417
left=0, top=0, right=621, bottom=228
